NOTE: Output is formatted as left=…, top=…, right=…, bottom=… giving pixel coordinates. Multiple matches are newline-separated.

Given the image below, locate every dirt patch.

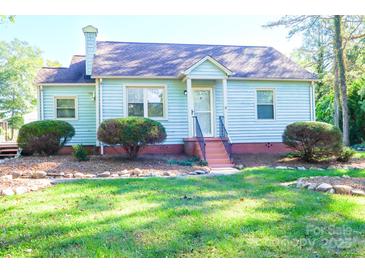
left=233, top=153, right=365, bottom=169
left=0, top=154, right=195, bottom=176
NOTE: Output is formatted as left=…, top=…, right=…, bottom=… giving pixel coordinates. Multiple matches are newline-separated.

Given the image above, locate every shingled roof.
left=37, top=41, right=316, bottom=84
left=36, top=55, right=95, bottom=84
left=93, top=41, right=316, bottom=80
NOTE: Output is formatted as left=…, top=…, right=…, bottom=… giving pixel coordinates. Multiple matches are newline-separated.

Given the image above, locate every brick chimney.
left=82, top=25, right=98, bottom=76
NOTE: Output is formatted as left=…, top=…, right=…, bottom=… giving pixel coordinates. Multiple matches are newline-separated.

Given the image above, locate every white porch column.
left=222, top=78, right=228, bottom=126
left=186, top=77, right=194, bottom=137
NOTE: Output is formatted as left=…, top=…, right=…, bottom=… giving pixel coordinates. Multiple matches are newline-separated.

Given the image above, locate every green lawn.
left=1, top=168, right=364, bottom=258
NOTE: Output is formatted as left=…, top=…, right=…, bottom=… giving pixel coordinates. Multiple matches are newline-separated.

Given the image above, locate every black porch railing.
left=219, top=116, right=232, bottom=160
left=192, top=115, right=206, bottom=161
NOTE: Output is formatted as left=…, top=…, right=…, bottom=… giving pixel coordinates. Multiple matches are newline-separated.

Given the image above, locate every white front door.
left=193, top=88, right=213, bottom=137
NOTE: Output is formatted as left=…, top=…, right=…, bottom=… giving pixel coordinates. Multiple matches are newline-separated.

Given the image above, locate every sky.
left=0, top=16, right=303, bottom=66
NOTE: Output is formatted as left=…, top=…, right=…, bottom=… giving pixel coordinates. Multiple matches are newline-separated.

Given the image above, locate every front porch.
left=181, top=56, right=232, bottom=167
left=183, top=80, right=232, bottom=166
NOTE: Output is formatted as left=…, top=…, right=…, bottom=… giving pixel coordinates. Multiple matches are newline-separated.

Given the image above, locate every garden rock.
left=64, top=173, right=73, bottom=178
left=22, top=171, right=33, bottom=178
left=97, top=171, right=111, bottom=178
left=119, top=170, right=129, bottom=176
left=316, top=183, right=333, bottom=192
left=0, top=175, right=12, bottom=182
left=1, top=187, right=15, bottom=196
left=162, top=171, right=172, bottom=176
left=297, top=166, right=306, bottom=170
left=351, top=189, right=365, bottom=196
left=194, top=170, right=207, bottom=175
left=74, top=172, right=85, bottom=178
left=307, top=183, right=317, bottom=190
left=85, top=174, right=96, bottom=178
left=15, top=187, right=28, bottom=195
left=275, top=166, right=288, bottom=170
left=32, top=171, right=47, bottom=179
left=333, top=184, right=353, bottom=195
left=110, top=173, right=119, bottom=178
left=12, top=171, right=22, bottom=178
left=130, top=168, right=142, bottom=176
left=47, top=172, right=65, bottom=177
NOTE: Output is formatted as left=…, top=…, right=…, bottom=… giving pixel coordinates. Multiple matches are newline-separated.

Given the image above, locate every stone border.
left=281, top=176, right=365, bottom=197
left=0, top=167, right=211, bottom=196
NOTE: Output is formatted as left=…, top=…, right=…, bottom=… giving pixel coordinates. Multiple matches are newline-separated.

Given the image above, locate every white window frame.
left=255, top=88, right=276, bottom=120
left=124, top=84, right=168, bottom=120
left=54, top=96, right=78, bottom=120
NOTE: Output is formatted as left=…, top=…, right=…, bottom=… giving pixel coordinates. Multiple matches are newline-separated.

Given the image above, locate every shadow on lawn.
left=1, top=169, right=365, bottom=257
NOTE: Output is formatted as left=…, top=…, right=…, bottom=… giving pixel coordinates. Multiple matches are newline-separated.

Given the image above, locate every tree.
left=0, top=16, right=15, bottom=24
left=7, top=114, right=23, bottom=140
left=0, top=39, right=43, bottom=140
left=46, top=59, right=62, bottom=67
left=264, top=15, right=365, bottom=145
left=334, top=15, right=349, bottom=145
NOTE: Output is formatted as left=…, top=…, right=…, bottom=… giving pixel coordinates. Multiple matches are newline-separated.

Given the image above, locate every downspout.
left=99, top=78, right=104, bottom=155
left=95, top=79, right=100, bottom=147
left=39, top=85, right=44, bottom=120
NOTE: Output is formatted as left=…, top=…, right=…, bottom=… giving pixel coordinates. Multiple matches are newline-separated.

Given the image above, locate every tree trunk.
left=334, top=15, right=350, bottom=146
left=333, top=58, right=340, bottom=128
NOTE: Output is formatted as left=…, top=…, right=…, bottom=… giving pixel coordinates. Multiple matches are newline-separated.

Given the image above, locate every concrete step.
left=210, top=166, right=238, bottom=174
left=206, top=152, right=229, bottom=158
left=207, top=159, right=232, bottom=165
left=209, top=164, right=235, bottom=168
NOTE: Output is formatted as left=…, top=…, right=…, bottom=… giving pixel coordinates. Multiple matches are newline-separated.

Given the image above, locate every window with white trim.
left=55, top=96, right=77, bottom=119
left=127, top=86, right=166, bottom=119
left=257, top=90, right=274, bottom=119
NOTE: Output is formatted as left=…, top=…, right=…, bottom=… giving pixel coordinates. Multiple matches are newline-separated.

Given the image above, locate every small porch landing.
left=183, top=137, right=233, bottom=168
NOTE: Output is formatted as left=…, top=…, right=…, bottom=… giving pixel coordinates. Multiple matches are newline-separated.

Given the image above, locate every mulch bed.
left=232, top=153, right=365, bottom=169
left=0, top=154, right=195, bottom=176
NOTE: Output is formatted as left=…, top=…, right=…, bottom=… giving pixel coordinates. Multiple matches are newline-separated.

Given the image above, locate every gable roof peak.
left=183, top=55, right=233, bottom=76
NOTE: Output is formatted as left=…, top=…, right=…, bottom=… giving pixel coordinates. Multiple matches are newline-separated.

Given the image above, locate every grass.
left=0, top=168, right=364, bottom=258
left=353, top=151, right=365, bottom=159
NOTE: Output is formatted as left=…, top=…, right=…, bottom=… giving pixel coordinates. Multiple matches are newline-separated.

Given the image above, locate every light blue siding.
left=41, top=79, right=312, bottom=147
left=227, top=81, right=312, bottom=143
left=42, top=86, right=96, bottom=145
left=189, top=60, right=226, bottom=78
left=101, top=79, right=188, bottom=144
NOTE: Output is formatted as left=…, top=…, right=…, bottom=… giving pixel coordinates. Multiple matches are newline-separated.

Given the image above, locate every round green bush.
left=283, top=121, right=343, bottom=162
left=97, top=117, right=167, bottom=159
left=17, top=120, right=75, bottom=155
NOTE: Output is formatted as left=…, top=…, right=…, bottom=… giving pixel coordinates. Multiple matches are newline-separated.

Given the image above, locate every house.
left=36, top=25, right=316, bottom=167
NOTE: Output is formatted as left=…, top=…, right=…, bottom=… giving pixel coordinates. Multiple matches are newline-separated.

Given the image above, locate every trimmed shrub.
left=18, top=120, right=75, bottom=156
left=337, top=147, right=355, bottom=162
left=97, top=117, right=166, bottom=160
left=283, top=121, right=343, bottom=162
left=72, top=144, right=89, bottom=161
